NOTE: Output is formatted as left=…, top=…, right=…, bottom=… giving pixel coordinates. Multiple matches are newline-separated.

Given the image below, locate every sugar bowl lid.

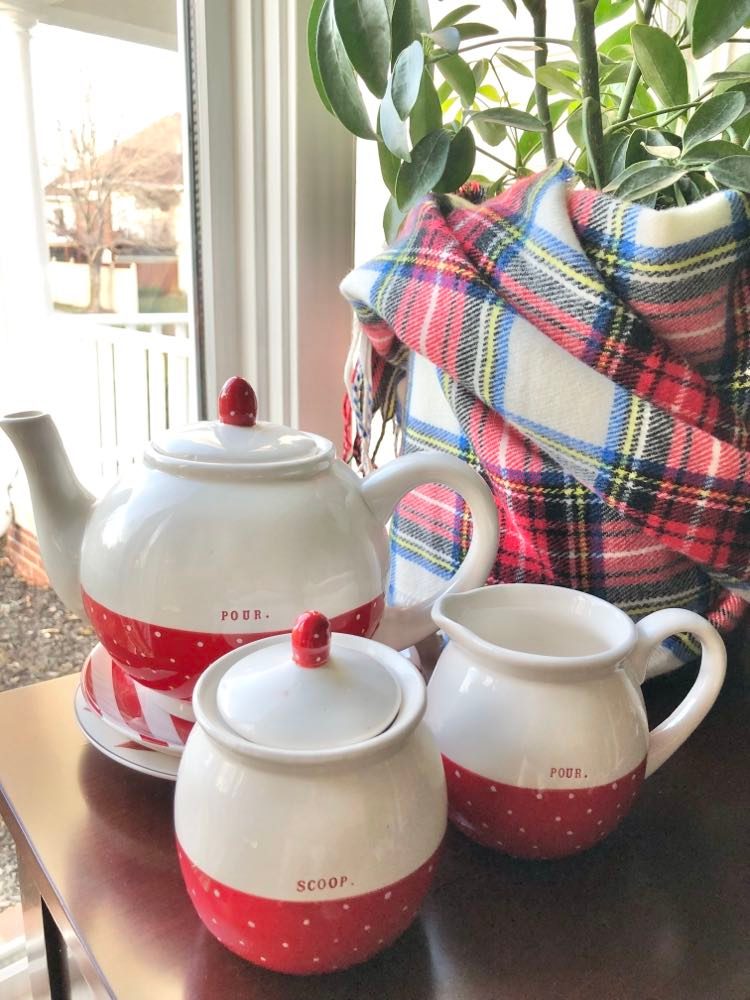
left=215, top=612, right=402, bottom=751
left=146, top=376, right=332, bottom=470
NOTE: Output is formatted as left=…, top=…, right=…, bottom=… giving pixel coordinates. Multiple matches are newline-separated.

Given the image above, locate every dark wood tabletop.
left=0, top=656, right=747, bottom=1000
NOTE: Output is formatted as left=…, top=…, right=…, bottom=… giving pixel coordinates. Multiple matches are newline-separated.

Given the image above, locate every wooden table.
left=0, top=661, right=747, bottom=1000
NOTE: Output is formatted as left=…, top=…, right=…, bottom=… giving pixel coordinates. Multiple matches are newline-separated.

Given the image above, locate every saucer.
left=74, top=685, right=179, bottom=781
left=81, top=644, right=192, bottom=756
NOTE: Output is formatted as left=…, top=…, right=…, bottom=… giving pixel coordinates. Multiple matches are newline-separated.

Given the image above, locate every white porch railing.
left=46, top=311, right=198, bottom=491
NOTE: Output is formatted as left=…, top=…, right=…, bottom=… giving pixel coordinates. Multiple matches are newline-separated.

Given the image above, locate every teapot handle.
left=360, top=452, right=499, bottom=651
left=628, top=609, right=726, bottom=777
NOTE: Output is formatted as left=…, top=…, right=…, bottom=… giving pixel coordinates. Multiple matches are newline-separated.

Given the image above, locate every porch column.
left=0, top=2, right=52, bottom=543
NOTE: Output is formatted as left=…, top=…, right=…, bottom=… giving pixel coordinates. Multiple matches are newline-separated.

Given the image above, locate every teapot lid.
left=215, top=612, right=402, bottom=751
left=147, top=377, right=332, bottom=470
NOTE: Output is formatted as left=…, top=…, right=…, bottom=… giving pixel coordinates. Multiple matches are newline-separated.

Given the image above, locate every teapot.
left=425, top=583, right=726, bottom=859
left=0, top=377, right=498, bottom=700
left=174, top=611, right=447, bottom=975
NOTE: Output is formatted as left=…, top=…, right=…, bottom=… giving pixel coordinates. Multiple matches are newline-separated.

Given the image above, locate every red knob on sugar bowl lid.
left=174, top=612, right=447, bottom=974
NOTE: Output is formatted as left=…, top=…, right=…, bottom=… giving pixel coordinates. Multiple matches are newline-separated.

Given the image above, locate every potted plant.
left=309, top=0, right=750, bottom=239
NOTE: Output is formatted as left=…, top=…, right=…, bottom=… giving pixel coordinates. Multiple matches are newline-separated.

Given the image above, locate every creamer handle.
left=360, top=453, right=498, bottom=650
left=629, top=609, right=726, bottom=777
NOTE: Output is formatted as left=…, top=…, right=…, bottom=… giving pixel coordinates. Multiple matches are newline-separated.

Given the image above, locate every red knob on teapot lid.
left=218, top=376, right=257, bottom=427
left=292, top=611, right=331, bottom=668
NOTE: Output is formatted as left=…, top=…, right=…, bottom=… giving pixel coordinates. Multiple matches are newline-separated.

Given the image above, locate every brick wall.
left=4, top=522, right=49, bottom=588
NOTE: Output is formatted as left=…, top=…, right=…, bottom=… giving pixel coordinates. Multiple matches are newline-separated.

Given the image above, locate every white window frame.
left=186, top=0, right=356, bottom=442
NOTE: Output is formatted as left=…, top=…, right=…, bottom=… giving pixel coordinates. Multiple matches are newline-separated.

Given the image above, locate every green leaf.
left=535, top=65, right=580, bottom=99
left=683, top=92, right=746, bottom=152
left=409, top=70, right=443, bottom=144
left=474, top=116, right=507, bottom=146
left=478, top=84, right=503, bottom=101
left=392, top=40, right=424, bottom=119
left=472, top=58, right=490, bottom=85
left=436, top=54, right=477, bottom=107
left=308, top=0, right=334, bottom=114
left=379, top=80, right=411, bottom=159
left=707, top=71, right=750, bottom=85
left=316, top=0, right=376, bottom=139
left=610, top=161, right=686, bottom=201
left=433, top=128, right=476, bottom=192
left=690, top=0, right=750, bottom=60
left=681, top=140, right=750, bottom=165
left=469, top=107, right=545, bottom=132
left=391, top=0, right=430, bottom=61
left=378, top=141, right=401, bottom=196
left=599, top=23, right=633, bottom=57
left=642, top=143, right=681, bottom=159
left=708, top=155, right=750, bottom=193
left=630, top=24, right=688, bottom=109
left=497, top=53, right=532, bottom=78
left=434, top=4, right=479, bottom=29
left=595, top=0, right=634, bottom=26
left=383, top=195, right=407, bottom=243
left=456, top=22, right=499, bottom=40
left=333, top=0, right=390, bottom=98
left=600, top=61, right=632, bottom=86
left=582, top=97, right=603, bottom=188
left=429, top=27, right=461, bottom=52
left=501, top=0, right=517, bottom=15
left=396, top=129, right=451, bottom=210
left=604, top=132, right=629, bottom=184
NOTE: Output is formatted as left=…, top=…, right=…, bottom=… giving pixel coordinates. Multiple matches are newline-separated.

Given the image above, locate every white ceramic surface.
left=428, top=584, right=727, bottom=787
left=0, top=377, right=499, bottom=694
left=175, top=630, right=446, bottom=900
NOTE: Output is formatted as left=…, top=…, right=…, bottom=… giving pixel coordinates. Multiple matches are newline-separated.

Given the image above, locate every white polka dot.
left=532, top=845, right=539, bottom=851
left=555, top=816, right=561, bottom=822
left=384, top=891, right=392, bottom=900
left=481, top=822, right=489, bottom=828
left=247, top=920, right=255, bottom=928
left=197, top=641, right=204, bottom=648
left=313, top=957, right=320, bottom=963
left=343, top=904, right=350, bottom=910
left=191, top=889, right=196, bottom=896
left=213, top=889, right=220, bottom=897
left=239, top=939, right=245, bottom=946
left=236, top=639, right=243, bottom=644
left=566, top=830, right=574, bottom=836
left=364, top=924, right=371, bottom=931
left=568, top=793, right=575, bottom=799
left=356, top=613, right=361, bottom=620
left=616, top=802, right=621, bottom=810
left=334, top=938, right=339, bottom=944
left=303, top=918, right=310, bottom=925
left=102, top=614, right=107, bottom=620
left=467, top=800, right=472, bottom=806
left=315, top=656, right=321, bottom=663
left=378, top=939, right=384, bottom=945
left=361, top=628, right=366, bottom=635
left=576, top=844, right=582, bottom=850
left=536, top=793, right=543, bottom=800
left=402, top=905, right=408, bottom=912
left=353, top=947, right=358, bottom=953
left=495, top=840, right=503, bottom=847
left=428, top=865, right=433, bottom=873
left=126, top=625, right=132, bottom=631
left=155, top=631, right=162, bottom=638
left=230, top=410, right=236, bottom=416
left=314, top=633, right=320, bottom=640
left=519, top=827, right=525, bottom=833
left=597, top=820, right=603, bottom=826
left=506, top=809, right=512, bottom=815
left=612, top=782, right=618, bottom=789
left=454, top=770, right=461, bottom=778
left=282, top=942, right=289, bottom=948
left=586, top=808, right=592, bottom=814
left=260, top=956, right=266, bottom=963
left=211, top=918, right=217, bottom=924
left=632, top=773, right=637, bottom=781
left=170, top=657, right=176, bottom=663
left=490, top=785, right=497, bottom=792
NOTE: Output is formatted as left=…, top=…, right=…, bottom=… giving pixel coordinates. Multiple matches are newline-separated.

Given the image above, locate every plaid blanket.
left=340, top=162, right=750, bottom=674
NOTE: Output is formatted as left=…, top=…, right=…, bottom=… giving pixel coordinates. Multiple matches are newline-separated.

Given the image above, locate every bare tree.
left=47, top=118, right=146, bottom=312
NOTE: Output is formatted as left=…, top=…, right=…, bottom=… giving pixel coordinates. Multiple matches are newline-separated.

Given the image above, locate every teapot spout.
left=1, top=411, right=94, bottom=618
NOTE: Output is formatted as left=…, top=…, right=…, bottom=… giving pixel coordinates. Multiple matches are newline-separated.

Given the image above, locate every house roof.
left=45, top=113, right=183, bottom=195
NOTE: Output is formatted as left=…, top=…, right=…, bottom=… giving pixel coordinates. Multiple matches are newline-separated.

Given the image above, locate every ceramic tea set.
left=1, top=377, right=727, bottom=975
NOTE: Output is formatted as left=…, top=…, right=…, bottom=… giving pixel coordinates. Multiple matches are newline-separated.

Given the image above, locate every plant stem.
left=476, top=146, right=519, bottom=171
left=573, top=0, right=605, bottom=188
left=523, top=0, right=556, bottom=164
left=615, top=0, right=657, bottom=123
left=605, top=94, right=710, bottom=133
left=429, top=35, right=575, bottom=62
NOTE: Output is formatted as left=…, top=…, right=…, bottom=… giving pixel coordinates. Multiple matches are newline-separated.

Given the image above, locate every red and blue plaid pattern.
left=340, top=163, right=750, bottom=674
